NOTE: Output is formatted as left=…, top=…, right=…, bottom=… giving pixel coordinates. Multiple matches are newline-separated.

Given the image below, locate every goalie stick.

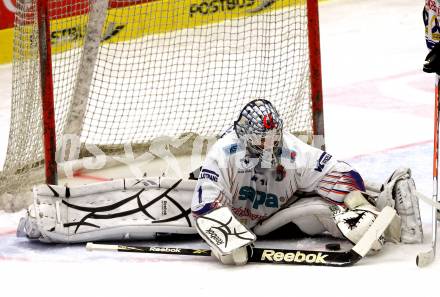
left=417, top=192, right=440, bottom=213
left=87, top=206, right=396, bottom=267
left=416, top=74, right=440, bottom=268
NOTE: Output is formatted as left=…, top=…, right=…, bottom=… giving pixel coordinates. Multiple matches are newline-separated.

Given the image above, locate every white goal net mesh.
left=1, top=0, right=317, bottom=207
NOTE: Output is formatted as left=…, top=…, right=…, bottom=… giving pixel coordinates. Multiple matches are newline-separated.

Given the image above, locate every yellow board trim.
left=0, top=28, right=14, bottom=64
left=49, top=0, right=306, bottom=54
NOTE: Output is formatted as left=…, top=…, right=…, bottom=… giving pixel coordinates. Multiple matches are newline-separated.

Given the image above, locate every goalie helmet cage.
left=0, top=0, right=324, bottom=203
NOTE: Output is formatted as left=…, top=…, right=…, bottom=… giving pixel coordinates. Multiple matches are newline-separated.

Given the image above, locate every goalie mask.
left=234, top=99, right=283, bottom=168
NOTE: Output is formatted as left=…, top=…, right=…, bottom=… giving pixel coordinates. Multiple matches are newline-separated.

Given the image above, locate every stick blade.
left=416, top=250, right=435, bottom=268
left=86, top=242, right=118, bottom=252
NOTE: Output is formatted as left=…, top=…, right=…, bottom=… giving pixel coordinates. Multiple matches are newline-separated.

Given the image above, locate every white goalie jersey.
left=192, top=131, right=350, bottom=228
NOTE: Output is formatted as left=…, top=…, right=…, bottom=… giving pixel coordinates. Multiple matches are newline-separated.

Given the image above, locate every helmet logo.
left=263, top=114, right=276, bottom=129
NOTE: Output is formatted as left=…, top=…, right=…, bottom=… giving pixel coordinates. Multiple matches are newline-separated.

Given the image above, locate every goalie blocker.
left=195, top=207, right=256, bottom=265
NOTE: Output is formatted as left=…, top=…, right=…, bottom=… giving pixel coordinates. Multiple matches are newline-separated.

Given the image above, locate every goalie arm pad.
left=316, top=162, right=366, bottom=204
left=17, top=178, right=197, bottom=243
left=195, top=207, right=256, bottom=265
left=191, top=142, right=234, bottom=217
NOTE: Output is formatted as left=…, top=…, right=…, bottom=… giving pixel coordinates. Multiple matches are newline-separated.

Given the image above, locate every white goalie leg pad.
left=196, top=207, right=256, bottom=265
left=17, top=178, right=197, bottom=243
left=253, top=197, right=344, bottom=239
left=376, top=168, right=423, bottom=243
